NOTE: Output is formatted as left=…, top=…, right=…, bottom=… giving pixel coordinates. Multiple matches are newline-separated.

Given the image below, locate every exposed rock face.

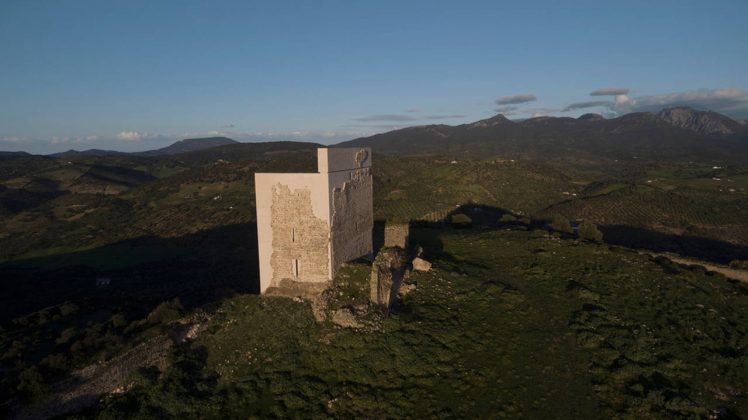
left=468, top=113, right=513, bottom=128
left=370, top=248, right=406, bottom=310
left=657, top=106, right=743, bottom=135
left=412, top=257, right=432, bottom=272
left=13, top=335, right=172, bottom=419
left=398, top=283, right=417, bottom=298
left=331, top=308, right=363, bottom=329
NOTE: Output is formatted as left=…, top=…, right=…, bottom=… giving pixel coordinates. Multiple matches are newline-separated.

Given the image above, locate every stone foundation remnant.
left=255, top=148, right=373, bottom=294
left=383, top=222, right=409, bottom=248
left=370, top=247, right=407, bottom=311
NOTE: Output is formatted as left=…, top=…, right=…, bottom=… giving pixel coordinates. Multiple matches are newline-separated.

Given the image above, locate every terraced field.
left=374, top=156, right=580, bottom=221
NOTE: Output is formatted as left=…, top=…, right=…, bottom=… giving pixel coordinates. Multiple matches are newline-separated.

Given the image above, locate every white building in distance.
left=254, top=147, right=373, bottom=294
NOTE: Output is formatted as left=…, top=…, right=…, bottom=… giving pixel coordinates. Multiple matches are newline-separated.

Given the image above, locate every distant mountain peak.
left=656, top=106, right=742, bottom=135
left=49, top=149, right=126, bottom=158
left=469, top=114, right=513, bottom=128
left=173, top=136, right=237, bottom=146
left=136, top=136, right=238, bottom=156
left=578, top=113, right=605, bottom=121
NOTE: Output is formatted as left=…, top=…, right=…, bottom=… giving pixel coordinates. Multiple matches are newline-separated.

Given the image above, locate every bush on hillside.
left=729, top=260, right=748, bottom=270
left=17, top=367, right=48, bottom=403
left=450, top=213, right=472, bottom=228
left=146, top=299, right=184, bottom=325
left=550, top=215, right=573, bottom=234
left=578, top=222, right=604, bottom=242
left=499, top=214, right=517, bottom=223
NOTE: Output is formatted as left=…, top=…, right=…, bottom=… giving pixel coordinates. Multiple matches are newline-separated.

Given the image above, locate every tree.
left=578, top=222, right=604, bottom=242
left=550, top=215, right=573, bottom=234
left=17, top=366, right=48, bottom=403
left=729, top=260, right=748, bottom=270
left=450, top=213, right=472, bottom=229
left=499, top=214, right=517, bottom=223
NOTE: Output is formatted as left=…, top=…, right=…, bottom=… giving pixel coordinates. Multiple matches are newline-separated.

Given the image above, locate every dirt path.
left=641, top=251, right=748, bottom=283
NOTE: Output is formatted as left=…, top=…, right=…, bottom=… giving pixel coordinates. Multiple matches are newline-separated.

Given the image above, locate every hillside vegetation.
left=1, top=119, right=748, bottom=417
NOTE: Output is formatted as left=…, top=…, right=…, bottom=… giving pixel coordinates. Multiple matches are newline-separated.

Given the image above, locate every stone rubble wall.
left=370, top=247, right=406, bottom=311
left=270, top=184, right=330, bottom=285
left=384, top=222, right=409, bottom=248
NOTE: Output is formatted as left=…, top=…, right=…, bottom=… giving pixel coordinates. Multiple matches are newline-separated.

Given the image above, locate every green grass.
left=97, top=226, right=748, bottom=418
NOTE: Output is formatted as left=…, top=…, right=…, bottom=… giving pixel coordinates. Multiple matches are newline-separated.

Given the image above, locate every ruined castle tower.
left=254, top=148, right=373, bottom=293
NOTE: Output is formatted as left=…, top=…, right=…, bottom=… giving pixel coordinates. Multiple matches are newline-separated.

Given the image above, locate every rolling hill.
left=135, top=136, right=239, bottom=156
left=46, top=137, right=242, bottom=159
left=2, top=131, right=748, bottom=418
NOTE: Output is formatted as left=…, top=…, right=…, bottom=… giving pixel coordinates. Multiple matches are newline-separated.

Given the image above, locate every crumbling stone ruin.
left=370, top=247, right=406, bottom=310
left=255, top=148, right=373, bottom=294
left=383, top=222, right=409, bottom=248
left=369, top=245, right=425, bottom=312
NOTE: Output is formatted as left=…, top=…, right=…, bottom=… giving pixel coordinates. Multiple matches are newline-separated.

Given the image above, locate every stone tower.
left=254, top=147, right=373, bottom=293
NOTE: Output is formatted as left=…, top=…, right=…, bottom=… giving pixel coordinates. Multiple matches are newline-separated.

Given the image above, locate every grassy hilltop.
left=1, top=122, right=748, bottom=418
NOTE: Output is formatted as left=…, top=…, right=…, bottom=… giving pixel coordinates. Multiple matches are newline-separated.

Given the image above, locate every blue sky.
left=1, top=0, right=747, bottom=153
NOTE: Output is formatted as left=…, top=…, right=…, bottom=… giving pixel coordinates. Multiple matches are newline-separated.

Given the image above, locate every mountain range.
left=339, top=106, right=748, bottom=162
left=4, top=107, right=747, bottom=163
left=49, top=137, right=238, bottom=158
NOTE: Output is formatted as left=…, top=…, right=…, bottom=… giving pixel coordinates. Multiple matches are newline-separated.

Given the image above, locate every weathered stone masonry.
left=255, top=148, right=373, bottom=293
left=270, top=184, right=330, bottom=284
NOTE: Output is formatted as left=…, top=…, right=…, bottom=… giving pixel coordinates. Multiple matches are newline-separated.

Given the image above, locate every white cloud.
left=117, top=131, right=144, bottom=141
left=563, top=87, right=748, bottom=117
left=117, top=131, right=145, bottom=141
left=614, top=87, right=748, bottom=114
left=494, top=105, right=518, bottom=115
left=50, top=136, right=92, bottom=144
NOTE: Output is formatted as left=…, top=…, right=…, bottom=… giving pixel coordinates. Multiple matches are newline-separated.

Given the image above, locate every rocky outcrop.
left=657, top=106, right=743, bottom=135
left=330, top=308, right=363, bottom=329
left=398, top=283, right=417, bottom=298
left=12, top=335, right=172, bottom=420
left=370, top=248, right=406, bottom=311
left=412, top=257, right=432, bottom=272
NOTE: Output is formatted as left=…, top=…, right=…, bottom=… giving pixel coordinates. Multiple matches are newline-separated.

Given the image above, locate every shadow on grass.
left=0, top=223, right=260, bottom=323
left=407, top=202, right=748, bottom=267
left=600, top=224, right=748, bottom=265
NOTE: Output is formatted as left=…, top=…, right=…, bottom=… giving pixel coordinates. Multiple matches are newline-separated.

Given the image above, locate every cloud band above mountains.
left=563, top=87, right=748, bottom=116
left=496, top=94, right=537, bottom=105
left=590, top=87, right=630, bottom=96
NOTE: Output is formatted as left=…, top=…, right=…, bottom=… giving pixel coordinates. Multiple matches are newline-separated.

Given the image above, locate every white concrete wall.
left=318, top=147, right=372, bottom=173
left=255, top=147, right=373, bottom=294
